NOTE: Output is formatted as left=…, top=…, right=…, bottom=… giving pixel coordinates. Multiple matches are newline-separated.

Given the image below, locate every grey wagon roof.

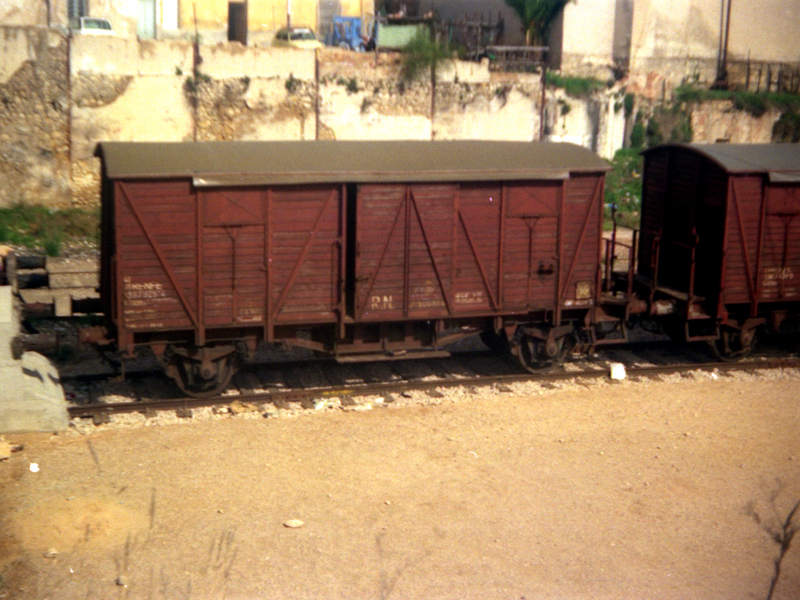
left=96, top=140, right=609, bottom=187
left=646, top=143, right=800, bottom=182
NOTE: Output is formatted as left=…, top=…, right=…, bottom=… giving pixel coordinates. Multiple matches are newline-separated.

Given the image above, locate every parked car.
left=272, top=27, right=324, bottom=50
left=75, top=17, right=114, bottom=35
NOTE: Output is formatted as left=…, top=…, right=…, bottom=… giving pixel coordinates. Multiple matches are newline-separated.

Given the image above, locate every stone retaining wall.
left=0, top=25, right=792, bottom=210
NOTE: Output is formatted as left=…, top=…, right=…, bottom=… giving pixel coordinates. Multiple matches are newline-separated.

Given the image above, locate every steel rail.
left=66, top=356, right=800, bottom=420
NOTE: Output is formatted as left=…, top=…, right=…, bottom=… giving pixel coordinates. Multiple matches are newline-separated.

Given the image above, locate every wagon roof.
left=96, top=140, right=609, bottom=186
left=646, top=143, right=800, bottom=182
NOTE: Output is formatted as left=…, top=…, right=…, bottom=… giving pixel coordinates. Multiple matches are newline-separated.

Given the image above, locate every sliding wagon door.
left=501, top=182, right=560, bottom=311
left=201, top=188, right=267, bottom=327
left=354, top=183, right=456, bottom=321
left=200, top=184, right=344, bottom=331
left=267, top=185, right=344, bottom=325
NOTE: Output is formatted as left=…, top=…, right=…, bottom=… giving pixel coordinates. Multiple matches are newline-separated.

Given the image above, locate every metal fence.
left=728, top=59, right=800, bottom=94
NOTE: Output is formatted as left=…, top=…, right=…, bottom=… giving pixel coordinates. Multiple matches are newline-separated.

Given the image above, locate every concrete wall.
left=630, top=0, right=800, bottom=94
left=545, top=89, right=626, bottom=159
left=60, top=35, right=552, bottom=207
left=690, top=100, right=784, bottom=144
left=3, top=24, right=793, bottom=210
left=0, top=27, right=70, bottom=208
left=0, top=0, right=51, bottom=27
left=0, top=0, right=179, bottom=37
left=552, top=0, right=616, bottom=77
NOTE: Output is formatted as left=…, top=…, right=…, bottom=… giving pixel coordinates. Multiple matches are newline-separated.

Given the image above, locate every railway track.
left=63, top=339, right=800, bottom=423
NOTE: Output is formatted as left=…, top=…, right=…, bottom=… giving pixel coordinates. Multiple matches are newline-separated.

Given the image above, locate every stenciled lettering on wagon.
left=123, top=306, right=166, bottom=329
left=410, top=284, right=445, bottom=309
left=123, top=276, right=168, bottom=300
left=237, top=307, right=264, bottom=323
left=455, top=291, right=483, bottom=305
left=370, top=295, right=394, bottom=310
left=763, top=267, right=795, bottom=283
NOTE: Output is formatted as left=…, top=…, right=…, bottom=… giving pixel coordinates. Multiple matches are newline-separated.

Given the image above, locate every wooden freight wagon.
left=96, top=141, right=610, bottom=395
left=637, top=143, right=800, bottom=358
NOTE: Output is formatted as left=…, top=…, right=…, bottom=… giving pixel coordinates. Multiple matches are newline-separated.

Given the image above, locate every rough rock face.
left=0, top=26, right=792, bottom=210
left=0, top=28, right=70, bottom=208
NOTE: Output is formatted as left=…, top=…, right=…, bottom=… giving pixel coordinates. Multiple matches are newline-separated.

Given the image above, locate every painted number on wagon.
left=370, top=295, right=394, bottom=310
left=123, top=277, right=167, bottom=300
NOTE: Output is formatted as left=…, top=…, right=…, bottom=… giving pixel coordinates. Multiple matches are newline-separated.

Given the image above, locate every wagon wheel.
left=709, top=326, right=757, bottom=362
left=513, top=333, right=570, bottom=372
left=169, top=352, right=237, bottom=398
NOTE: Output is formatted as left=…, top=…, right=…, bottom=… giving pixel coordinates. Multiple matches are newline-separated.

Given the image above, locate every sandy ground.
left=1, top=371, right=800, bottom=600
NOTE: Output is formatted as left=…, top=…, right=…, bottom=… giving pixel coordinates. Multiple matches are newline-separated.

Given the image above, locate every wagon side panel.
left=114, top=180, right=199, bottom=347
left=453, top=183, right=502, bottom=313
left=355, top=184, right=407, bottom=321
left=723, top=175, right=765, bottom=306
left=559, top=174, right=604, bottom=311
left=501, top=182, right=560, bottom=311
left=658, top=150, right=701, bottom=294
left=355, top=183, right=456, bottom=321
left=759, top=183, right=800, bottom=303
left=406, top=185, right=456, bottom=317
left=637, top=149, right=669, bottom=283
left=269, top=185, right=344, bottom=324
left=200, top=188, right=267, bottom=327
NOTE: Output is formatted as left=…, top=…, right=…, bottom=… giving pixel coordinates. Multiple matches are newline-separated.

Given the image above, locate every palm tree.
left=503, top=0, right=571, bottom=46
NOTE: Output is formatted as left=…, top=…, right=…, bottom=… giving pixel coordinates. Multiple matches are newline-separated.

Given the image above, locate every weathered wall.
left=545, top=89, right=627, bottom=160
left=61, top=37, right=550, bottom=207
left=0, top=0, right=51, bottom=27
left=629, top=0, right=800, bottom=95
left=551, top=0, right=616, bottom=78
left=0, top=0, right=177, bottom=37
left=690, top=100, right=784, bottom=144
left=2, top=25, right=793, bottom=211
left=0, top=27, right=70, bottom=208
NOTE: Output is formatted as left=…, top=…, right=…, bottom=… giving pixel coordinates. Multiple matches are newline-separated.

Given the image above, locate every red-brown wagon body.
left=96, top=141, right=610, bottom=394
left=636, top=143, right=800, bottom=357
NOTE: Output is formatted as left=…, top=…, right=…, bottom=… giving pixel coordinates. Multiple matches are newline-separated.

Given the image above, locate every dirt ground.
left=1, top=371, right=799, bottom=600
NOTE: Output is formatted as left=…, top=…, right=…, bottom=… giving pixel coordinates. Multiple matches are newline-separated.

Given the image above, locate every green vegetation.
left=628, top=103, right=692, bottom=150
left=0, top=205, right=99, bottom=256
left=773, top=110, right=800, bottom=142
left=674, top=84, right=800, bottom=142
left=184, top=71, right=211, bottom=93
left=400, top=30, right=453, bottom=83
left=604, top=148, right=643, bottom=230
left=503, top=0, right=571, bottom=46
left=337, top=77, right=359, bottom=94
left=674, top=85, right=800, bottom=118
left=623, top=93, right=635, bottom=119
left=545, top=72, right=607, bottom=98
left=285, top=73, right=302, bottom=94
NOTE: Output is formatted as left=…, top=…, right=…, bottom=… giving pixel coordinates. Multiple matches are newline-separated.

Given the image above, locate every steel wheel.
left=709, top=326, right=756, bottom=361
left=513, top=333, right=569, bottom=372
left=169, top=351, right=236, bottom=398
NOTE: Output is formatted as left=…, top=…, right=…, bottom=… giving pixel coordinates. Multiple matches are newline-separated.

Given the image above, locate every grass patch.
left=545, top=73, right=608, bottom=98
left=674, top=85, right=800, bottom=118
left=604, top=148, right=643, bottom=230
left=400, top=29, right=453, bottom=83
left=774, top=110, right=800, bottom=142
left=0, top=205, right=99, bottom=256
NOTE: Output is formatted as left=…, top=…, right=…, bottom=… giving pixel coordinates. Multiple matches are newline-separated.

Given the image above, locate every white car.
left=76, top=17, right=114, bottom=35
left=272, top=27, right=324, bottom=50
